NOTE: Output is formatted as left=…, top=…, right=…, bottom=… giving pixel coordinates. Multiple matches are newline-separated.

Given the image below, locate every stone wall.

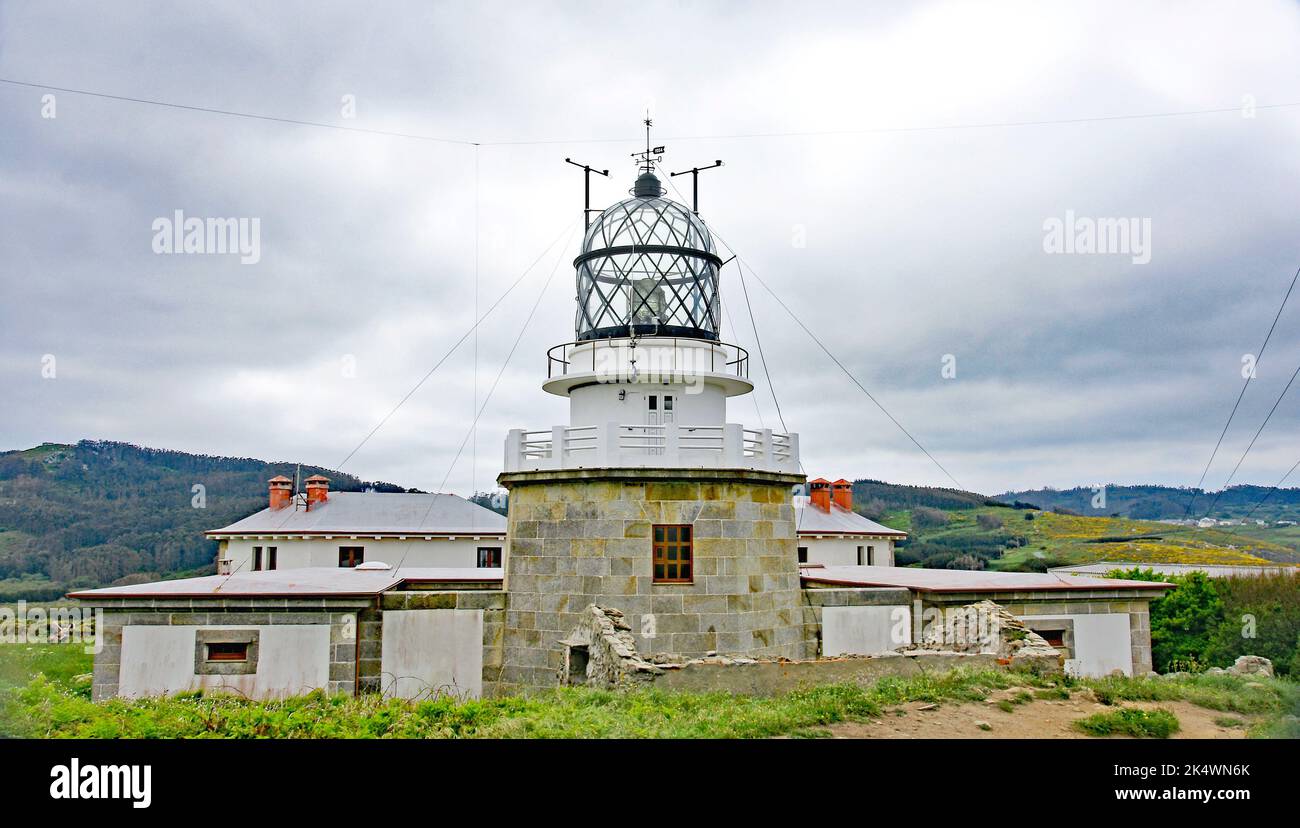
left=380, top=589, right=507, bottom=694
left=85, top=590, right=505, bottom=700
left=560, top=600, right=1061, bottom=696
left=801, top=586, right=912, bottom=656
left=918, top=590, right=1156, bottom=675
left=496, top=467, right=814, bottom=693
left=86, top=597, right=374, bottom=700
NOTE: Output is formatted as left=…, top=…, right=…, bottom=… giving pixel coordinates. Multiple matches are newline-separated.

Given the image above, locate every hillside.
left=836, top=478, right=1296, bottom=571
left=0, top=441, right=418, bottom=600
left=996, top=484, right=1300, bottom=522
left=887, top=505, right=1297, bottom=571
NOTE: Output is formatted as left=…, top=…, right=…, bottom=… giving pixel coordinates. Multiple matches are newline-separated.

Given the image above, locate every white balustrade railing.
left=503, top=422, right=800, bottom=473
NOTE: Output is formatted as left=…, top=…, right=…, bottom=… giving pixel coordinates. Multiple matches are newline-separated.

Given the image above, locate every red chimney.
left=305, top=474, right=330, bottom=509
left=268, top=475, right=292, bottom=510
left=832, top=479, right=853, bottom=511
left=809, top=478, right=831, bottom=511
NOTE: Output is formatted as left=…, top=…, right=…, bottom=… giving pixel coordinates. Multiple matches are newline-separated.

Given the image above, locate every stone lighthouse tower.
left=493, top=144, right=811, bottom=693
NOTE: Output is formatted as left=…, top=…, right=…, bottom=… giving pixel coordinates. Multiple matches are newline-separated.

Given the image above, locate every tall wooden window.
left=798, top=546, right=808, bottom=564
left=267, top=546, right=278, bottom=571
left=652, top=524, right=693, bottom=583
left=338, top=546, right=364, bottom=568
left=477, top=547, right=502, bottom=568
left=252, top=546, right=263, bottom=571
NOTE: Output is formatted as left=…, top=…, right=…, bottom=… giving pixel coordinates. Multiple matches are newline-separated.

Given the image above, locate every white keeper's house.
left=795, top=478, right=906, bottom=567
left=208, top=474, right=506, bottom=574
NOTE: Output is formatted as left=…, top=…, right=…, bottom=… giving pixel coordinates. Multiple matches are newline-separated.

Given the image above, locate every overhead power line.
left=1185, top=263, right=1300, bottom=517
left=5, top=77, right=1298, bottom=148
left=0, top=78, right=477, bottom=145
left=333, top=217, right=580, bottom=472
left=1201, top=355, right=1300, bottom=517
left=656, top=170, right=960, bottom=488
left=388, top=223, right=577, bottom=574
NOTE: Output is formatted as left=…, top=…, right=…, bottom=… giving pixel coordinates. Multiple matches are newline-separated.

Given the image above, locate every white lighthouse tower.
left=493, top=135, right=810, bottom=694
left=503, top=164, right=798, bottom=475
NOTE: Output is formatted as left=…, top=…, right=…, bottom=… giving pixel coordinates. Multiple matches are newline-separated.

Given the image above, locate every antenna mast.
left=563, top=158, right=610, bottom=228
left=670, top=159, right=724, bottom=215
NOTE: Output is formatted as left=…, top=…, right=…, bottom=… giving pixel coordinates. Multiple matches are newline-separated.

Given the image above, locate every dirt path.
left=826, top=687, right=1253, bottom=739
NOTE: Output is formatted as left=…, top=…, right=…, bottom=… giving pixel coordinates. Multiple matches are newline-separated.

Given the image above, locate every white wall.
left=1021, top=613, right=1133, bottom=677
left=822, top=605, right=912, bottom=655
left=220, top=536, right=504, bottom=573
left=569, top=381, right=728, bottom=428
left=118, top=624, right=330, bottom=698
left=380, top=609, right=484, bottom=700
left=799, top=537, right=895, bottom=567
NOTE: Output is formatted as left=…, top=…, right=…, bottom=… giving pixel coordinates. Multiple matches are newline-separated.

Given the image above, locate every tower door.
left=646, top=394, right=675, bottom=425
left=646, top=394, right=674, bottom=455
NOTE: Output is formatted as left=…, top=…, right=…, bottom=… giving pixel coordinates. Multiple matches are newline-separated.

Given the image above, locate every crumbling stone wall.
left=557, top=605, right=663, bottom=689
left=918, top=590, right=1157, bottom=675
left=561, top=600, right=1062, bottom=695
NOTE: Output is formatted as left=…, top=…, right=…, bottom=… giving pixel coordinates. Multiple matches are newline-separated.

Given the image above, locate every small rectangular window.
left=267, top=547, right=277, bottom=571
left=477, top=547, right=502, bottom=568
left=648, top=395, right=657, bottom=410
left=252, top=546, right=262, bottom=571
left=339, top=546, right=364, bottom=568
left=663, top=395, right=673, bottom=411
left=798, top=546, right=809, bottom=564
left=206, top=642, right=248, bottom=662
left=652, top=524, right=692, bottom=583
left=857, top=545, right=865, bottom=566
left=867, top=545, right=876, bottom=565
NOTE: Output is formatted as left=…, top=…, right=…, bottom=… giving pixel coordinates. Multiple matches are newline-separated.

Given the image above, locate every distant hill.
left=995, top=484, right=1300, bottom=522
left=0, top=441, right=418, bottom=600
left=850, top=479, right=1005, bottom=520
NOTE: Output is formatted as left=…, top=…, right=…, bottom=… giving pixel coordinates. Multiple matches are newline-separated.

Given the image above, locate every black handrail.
left=545, top=337, right=750, bottom=381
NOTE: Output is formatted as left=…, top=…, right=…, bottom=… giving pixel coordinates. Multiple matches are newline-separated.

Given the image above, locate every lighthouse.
left=493, top=136, right=812, bottom=693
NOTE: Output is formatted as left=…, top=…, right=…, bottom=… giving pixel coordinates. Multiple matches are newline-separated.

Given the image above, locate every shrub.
left=1110, top=569, right=1223, bottom=673
left=911, top=507, right=949, bottom=531
left=1204, top=572, right=1300, bottom=676
left=1074, top=707, right=1180, bottom=738
left=976, top=513, right=1003, bottom=530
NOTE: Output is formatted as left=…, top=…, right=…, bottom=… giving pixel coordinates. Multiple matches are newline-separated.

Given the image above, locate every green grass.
left=3, top=643, right=1297, bottom=739
left=1074, top=708, right=1180, bottom=738
left=1083, top=672, right=1294, bottom=715
left=0, top=642, right=93, bottom=693
left=0, top=660, right=1044, bottom=739
left=1214, top=716, right=1245, bottom=728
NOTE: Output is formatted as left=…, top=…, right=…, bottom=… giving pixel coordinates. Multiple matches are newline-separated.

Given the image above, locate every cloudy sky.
left=4, top=1, right=1300, bottom=498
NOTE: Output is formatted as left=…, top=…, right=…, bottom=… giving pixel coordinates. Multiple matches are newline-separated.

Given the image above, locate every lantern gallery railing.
left=503, top=423, right=799, bottom=473
left=546, top=337, right=748, bottom=382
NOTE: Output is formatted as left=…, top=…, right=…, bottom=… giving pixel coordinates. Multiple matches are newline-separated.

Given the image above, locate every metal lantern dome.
left=574, top=171, right=723, bottom=342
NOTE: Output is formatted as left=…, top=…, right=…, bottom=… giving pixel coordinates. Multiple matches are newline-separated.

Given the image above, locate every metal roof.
left=793, top=497, right=907, bottom=537
left=67, top=566, right=503, bottom=600
left=1050, top=561, right=1297, bottom=579
left=205, top=492, right=506, bottom=537
left=800, top=564, right=1172, bottom=593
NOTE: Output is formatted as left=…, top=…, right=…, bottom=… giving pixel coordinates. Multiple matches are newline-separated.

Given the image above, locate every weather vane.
left=632, top=112, right=665, bottom=174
